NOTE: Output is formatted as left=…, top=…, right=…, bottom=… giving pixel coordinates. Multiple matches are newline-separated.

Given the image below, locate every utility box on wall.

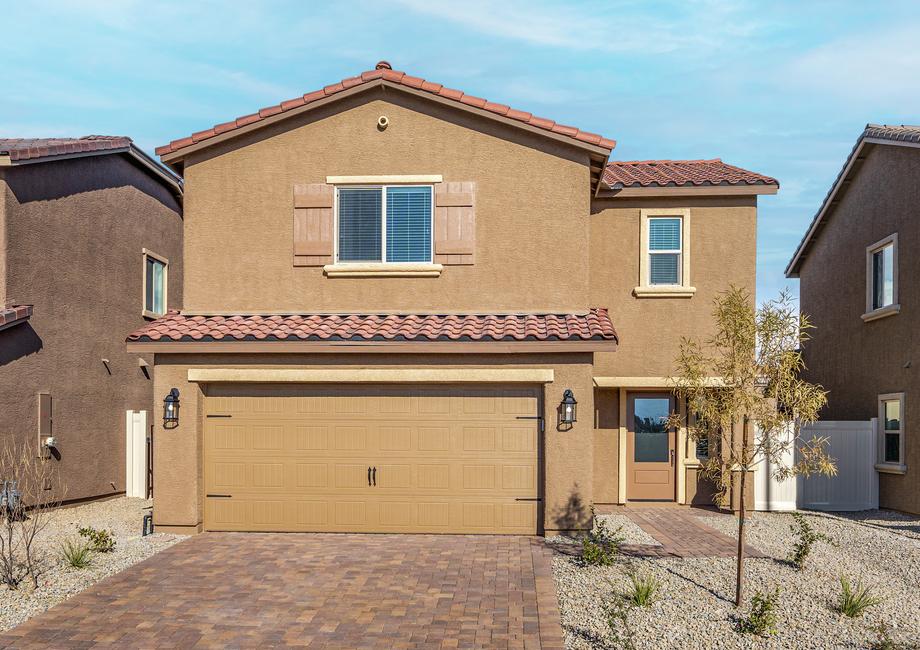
left=125, top=410, right=148, bottom=498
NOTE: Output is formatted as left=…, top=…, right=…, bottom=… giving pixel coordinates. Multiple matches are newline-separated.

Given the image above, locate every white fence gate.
left=754, top=420, right=878, bottom=512
left=125, top=410, right=148, bottom=498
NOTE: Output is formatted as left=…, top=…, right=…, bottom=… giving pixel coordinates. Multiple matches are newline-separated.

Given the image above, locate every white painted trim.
left=187, top=368, right=554, bottom=384
left=633, top=286, right=697, bottom=298
left=861, top=303, right=900, bottom=322
left=326, top=175, right=443, bottom=184
left=617, top=387, right=627, bottom=504
left=323, top=263, right=442, bottom=278
left=637, top=208, right=692, bottom=297
left=875, top=463, right=907, bottom=475
left=877, top=392, right=906, bottom=467
left=141, top=249, right=168, bottom=318
left=864, top=233, right=898, bottom=317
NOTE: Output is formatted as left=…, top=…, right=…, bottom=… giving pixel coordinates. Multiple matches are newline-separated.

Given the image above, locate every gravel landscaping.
left=0, top=497, right=181, bottom=632
left=551, top=510, right=920, bottom=649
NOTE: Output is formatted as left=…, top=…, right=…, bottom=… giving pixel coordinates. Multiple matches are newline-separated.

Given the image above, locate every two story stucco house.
left=128, top=62, right=777, bottom=535
left=787, top=124, right=920, bottom=515
left=1, top=136, right=182, bottom=503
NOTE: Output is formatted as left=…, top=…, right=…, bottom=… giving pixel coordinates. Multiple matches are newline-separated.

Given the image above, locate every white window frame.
left=876, top=392, right=906, bottom=474
left=863, top=233, right=899, bottom=322
left=142, top=248, right=168, bottom=319
left=333, top=184, right=435, bottom=265
left=635, top=208, right=695, bottom=298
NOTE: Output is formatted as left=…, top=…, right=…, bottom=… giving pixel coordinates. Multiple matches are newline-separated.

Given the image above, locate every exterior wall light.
left=558, top=389, right=577, bottom=428
left=163, top=388, right=180, bottom=428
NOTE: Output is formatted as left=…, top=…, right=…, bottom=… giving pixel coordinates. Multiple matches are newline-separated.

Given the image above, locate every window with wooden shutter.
left=434, top=182, right=475, bottom=265
left=293, top=184, right=334, bottom=267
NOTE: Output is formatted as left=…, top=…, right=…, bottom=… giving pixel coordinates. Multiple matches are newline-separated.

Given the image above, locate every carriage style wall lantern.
left=163, top=388, right=180, bottom=428
left=558, top=389, right=578, bottom=428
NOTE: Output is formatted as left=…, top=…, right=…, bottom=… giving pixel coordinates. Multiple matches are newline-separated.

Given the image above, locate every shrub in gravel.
left=78, top=526, right=116, bottom=553
left=836, top=575, right=884, bottom=618
left=738, top=587, right=780, bottom=637
left=602, top=593, right=636, bottom=650
left=581, top=517, right=625, bottom=567
left=625, top=570, right=659, bottom=607
left=787, top=512, right=834, bottom=570
left=60, top=538, right=93, bottom=569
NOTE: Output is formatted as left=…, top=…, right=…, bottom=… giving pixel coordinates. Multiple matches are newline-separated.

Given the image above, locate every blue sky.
left=4, top=0, right=919, bottom=302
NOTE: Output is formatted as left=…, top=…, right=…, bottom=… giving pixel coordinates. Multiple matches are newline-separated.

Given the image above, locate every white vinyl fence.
left=125, top=410, right=148, bottom=498
left=755, top=420, right=878, bottom=512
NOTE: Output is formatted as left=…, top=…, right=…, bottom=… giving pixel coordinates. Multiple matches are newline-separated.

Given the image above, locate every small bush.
left=739, top=588, right=780, bottom=636
left=625, top=570, right=659, bottom=607
left=78, top=526, right=116, bottom=553
left=786, top=512, right=834, bottom=570
left=870, top=623, right=897, bottom=650
left=836, top=576, right=883, bottom=618
left=603, top=593, right=636, bottom=650
left=60, top=538, right=93, bottom=569
left=581, top=517, right=625, bottom=567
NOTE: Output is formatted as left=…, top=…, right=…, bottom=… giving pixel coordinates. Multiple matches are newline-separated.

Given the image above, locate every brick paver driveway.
left=0, top=533, right=564, bottom=649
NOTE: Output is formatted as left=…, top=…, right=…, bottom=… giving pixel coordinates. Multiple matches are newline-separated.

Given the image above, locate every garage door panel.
left=204, top=384, right=540, bottom=534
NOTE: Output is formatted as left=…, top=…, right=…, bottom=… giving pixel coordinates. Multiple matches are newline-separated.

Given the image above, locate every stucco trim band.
left=323, top=262, right=443, bottom=277
left=594, top=376, right=724, bottom=388
left=187, top=368, right=554, bottom=384
left=326, top=175, right=443, bottom=184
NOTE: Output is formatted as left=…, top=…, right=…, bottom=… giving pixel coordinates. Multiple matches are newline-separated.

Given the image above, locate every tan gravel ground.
left=0, top=497, right=181, bottom=632
left=551, top=510, right=920, bottom=649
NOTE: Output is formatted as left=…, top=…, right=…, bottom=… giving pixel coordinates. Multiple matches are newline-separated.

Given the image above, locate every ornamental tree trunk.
left=735, top=418, right=750, bottom=607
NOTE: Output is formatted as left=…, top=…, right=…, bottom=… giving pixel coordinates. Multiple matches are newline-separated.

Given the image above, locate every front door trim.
left=625, top=391, right=677, bottom=502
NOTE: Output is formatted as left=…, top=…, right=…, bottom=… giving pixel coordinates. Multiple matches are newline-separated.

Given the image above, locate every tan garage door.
left=203, top=384, right=542, bottom=534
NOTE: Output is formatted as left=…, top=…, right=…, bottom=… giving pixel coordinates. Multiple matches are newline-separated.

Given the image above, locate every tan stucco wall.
left=593, top=387, right=619, bottom=504
left=589, top=196, right=757, bottom=377
left=181, top=88, right=591, bottom=313
left=799, top=144, right=920, bottom=514
left=0, top=156, right=182, bottom=502
left=151, top=352, right=595, bottom=535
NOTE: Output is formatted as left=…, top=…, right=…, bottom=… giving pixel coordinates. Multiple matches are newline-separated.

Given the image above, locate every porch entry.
left=626, top=392, right=676, bottom=501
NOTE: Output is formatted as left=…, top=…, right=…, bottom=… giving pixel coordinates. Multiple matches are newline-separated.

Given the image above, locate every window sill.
left=875, top=463, right=907, bottom=475
left=862, top=304, right=900, bottom=322
left=323, top=263, right=443, bottom=278
left=142, top=309, right=166, bottom=320
left=684, top=459, right=704, bottom=468
left=633, top=285, right=697, bottom=298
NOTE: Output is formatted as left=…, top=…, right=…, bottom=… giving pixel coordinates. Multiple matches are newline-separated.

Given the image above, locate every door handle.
left=372, top=466, right=377, bottom=486
left=670, top=450, right=675, bottom=466
left=368, top=466, right=372, bottom=486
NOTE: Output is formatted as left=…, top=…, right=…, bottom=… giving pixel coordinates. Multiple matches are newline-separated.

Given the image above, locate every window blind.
left=650, top=254, right=679, bottom=285
left=338, top=188, right=382, bottom=262
left=386, top=186, right=432, bottom=262
left=649, top=218, right=681, bottom=250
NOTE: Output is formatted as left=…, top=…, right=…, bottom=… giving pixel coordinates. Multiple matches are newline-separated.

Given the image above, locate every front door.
left=626, top=393, right=676, bottom=501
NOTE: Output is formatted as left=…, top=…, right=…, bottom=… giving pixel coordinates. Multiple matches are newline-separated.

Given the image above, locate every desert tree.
left=668, top=286, right=835, bottom=606
left=0, top=439, right=63, bottom=589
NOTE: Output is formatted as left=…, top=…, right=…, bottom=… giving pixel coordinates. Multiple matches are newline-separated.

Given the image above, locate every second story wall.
left=181, top=88, right=593, bottom=313
left=590, top=196, right=757, bottom=377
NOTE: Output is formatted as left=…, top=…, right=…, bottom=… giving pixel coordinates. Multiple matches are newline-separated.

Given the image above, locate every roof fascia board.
left=160, top=79, right=612, bottom=166
left=596, top=184, right=778, bottom=198
left=126, top=339, right=618, bottom=354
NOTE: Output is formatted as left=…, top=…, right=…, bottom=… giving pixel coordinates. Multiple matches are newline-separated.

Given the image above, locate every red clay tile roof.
left=603, top=159, right=778, bottom=189
left=126, top=309, right=618, bottom=344
left=0, top=136, right=132, bottom=162
left=156, top=61, right=616, bottom=158
left=0, top=305, right=33, bottom=331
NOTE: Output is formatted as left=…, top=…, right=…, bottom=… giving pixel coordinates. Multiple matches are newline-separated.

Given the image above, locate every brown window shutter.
left=293, top=184, right=334, bottom=266
left=434, top=182, right=475, bottom=265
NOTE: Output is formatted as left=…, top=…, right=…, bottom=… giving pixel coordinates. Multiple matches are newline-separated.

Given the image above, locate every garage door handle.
left=368, top=467, right=372, bottom=486
left=372, top=466, right=377, bottom=486
left=206, top=494, right=232, bottom=498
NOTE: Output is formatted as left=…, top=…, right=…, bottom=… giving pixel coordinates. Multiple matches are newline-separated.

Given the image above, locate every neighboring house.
left=0, top=136, right=183, bottom=503
left=787, top=124, right=920, bottom=515
left=127, top=62, right=777, bottom=535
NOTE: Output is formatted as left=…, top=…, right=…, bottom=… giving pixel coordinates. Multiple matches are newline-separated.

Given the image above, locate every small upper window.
left=336, top=185, right=432, bottom=263
left=878, top=393, right=904, bottom=468
left=143, top=250, right=167, bottom=317
left=864, top=234, right=898, bottom=319
left=648, top=217, right=682, bottom=285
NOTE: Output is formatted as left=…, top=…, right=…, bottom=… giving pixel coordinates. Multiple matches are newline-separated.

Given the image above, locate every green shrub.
left=738, top=588, right=780, bottom=636
left=836, top=576, right=884, bottom=618
left=78, top=526, right=116, bottom=553
left=60, top=538, right=93, bottom=569
left=786, top=512, right=834, bottom=570
left=625, top=570, right=659, bottom=607
left=580, top=517, right=625, bottom=567
left=603, top=593, right=636, bottom=650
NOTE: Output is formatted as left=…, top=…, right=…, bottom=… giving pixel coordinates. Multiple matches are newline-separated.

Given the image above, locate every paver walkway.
left=0, top=533, right=565, bottom=649
left=620, top=508, right=767, bottom=558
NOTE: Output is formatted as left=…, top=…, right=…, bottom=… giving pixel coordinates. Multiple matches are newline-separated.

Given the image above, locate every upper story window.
left=143, top=249, right=168, bottom=318
left=877, top=393, right=906, bottom=472
left=336, top=185, right=432, bottom=264
left=635, top=208, right=695, bottom=298
left=863, top=234, right=899, bottom=321
left=648, top=217, right=682, bottom=285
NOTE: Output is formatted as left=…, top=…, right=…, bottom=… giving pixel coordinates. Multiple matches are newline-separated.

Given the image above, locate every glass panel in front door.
left=634, top=398, right=670, bottom=462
